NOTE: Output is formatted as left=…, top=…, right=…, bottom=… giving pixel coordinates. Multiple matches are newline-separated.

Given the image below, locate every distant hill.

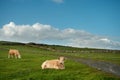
left=0, top=41, right=25, bottom=45
left=0, top=41, right=120, bottom=53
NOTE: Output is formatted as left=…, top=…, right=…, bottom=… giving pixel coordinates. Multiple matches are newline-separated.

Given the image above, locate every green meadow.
left=0, top=42, right=120, bottom=80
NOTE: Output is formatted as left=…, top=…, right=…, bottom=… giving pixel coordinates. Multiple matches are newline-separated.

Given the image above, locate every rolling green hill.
left=0, top=41, right=120, bottom=80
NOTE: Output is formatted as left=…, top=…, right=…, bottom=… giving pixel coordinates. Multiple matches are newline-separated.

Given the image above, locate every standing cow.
left=8, top=49, right=21, bottom=59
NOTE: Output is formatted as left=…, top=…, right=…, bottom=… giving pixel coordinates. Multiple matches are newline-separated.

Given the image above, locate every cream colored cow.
left=8, top=49, right=21, bottom=59
left=41, top=57, right=65, bottom=69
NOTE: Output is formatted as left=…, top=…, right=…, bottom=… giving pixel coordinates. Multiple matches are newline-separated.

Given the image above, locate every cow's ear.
left=58, top=57, right=60, bottom=60
left=60, top=62, right=63, bottom=65
left=64, top=57, right=67, bottom=60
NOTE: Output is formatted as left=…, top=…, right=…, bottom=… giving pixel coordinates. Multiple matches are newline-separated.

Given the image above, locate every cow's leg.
left=8, top=54, right=10, bottom=58
left=11, top=54, right=14, bottom=58
left=54, top=65, right=59, bottom=69
left=15, top=54, right=18, bottom=59
left=55, top=67, right=59, bottom=69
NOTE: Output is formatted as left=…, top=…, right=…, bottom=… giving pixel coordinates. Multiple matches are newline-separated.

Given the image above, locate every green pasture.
left=61, top=52, right=120, bottom=65
left=0, top=45, right=120, bottom=80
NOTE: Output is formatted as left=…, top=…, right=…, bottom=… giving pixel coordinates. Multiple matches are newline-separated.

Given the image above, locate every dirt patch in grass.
left=66, top=56, right=120, bottom=77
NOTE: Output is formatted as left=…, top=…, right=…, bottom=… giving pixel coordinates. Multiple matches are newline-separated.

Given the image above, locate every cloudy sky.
left=0, top=0, right=120, bottom=50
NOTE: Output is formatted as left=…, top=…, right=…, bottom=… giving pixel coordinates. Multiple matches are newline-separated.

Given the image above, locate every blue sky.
left=0, top=0, right=120, bottom=49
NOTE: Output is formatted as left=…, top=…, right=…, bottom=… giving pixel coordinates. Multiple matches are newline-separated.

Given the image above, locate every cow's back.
left=9, top=49, right=19, bottom=55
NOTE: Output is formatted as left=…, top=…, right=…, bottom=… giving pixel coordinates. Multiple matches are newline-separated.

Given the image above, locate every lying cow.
left=41, top=56, right=65, bottom=69
left=8, top=49, right=21, bottom=59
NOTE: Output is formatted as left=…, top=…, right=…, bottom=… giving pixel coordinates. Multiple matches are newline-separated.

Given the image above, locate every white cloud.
left=52, top=0, right=64, bottom=3
left=0, top=22, right=120, bottom=50
left=100, top=38, right=111, bottom=43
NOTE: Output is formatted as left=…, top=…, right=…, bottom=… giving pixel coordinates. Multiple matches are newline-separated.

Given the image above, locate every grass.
left=0, top=45, right=120, bottom=80
left=60, top=52, right=120, bottom=65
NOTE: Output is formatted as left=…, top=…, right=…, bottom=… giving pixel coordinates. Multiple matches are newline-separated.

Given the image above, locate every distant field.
left=0, top=44, right=120, bottom=80
left=59, top=52, right=120, bottom=65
